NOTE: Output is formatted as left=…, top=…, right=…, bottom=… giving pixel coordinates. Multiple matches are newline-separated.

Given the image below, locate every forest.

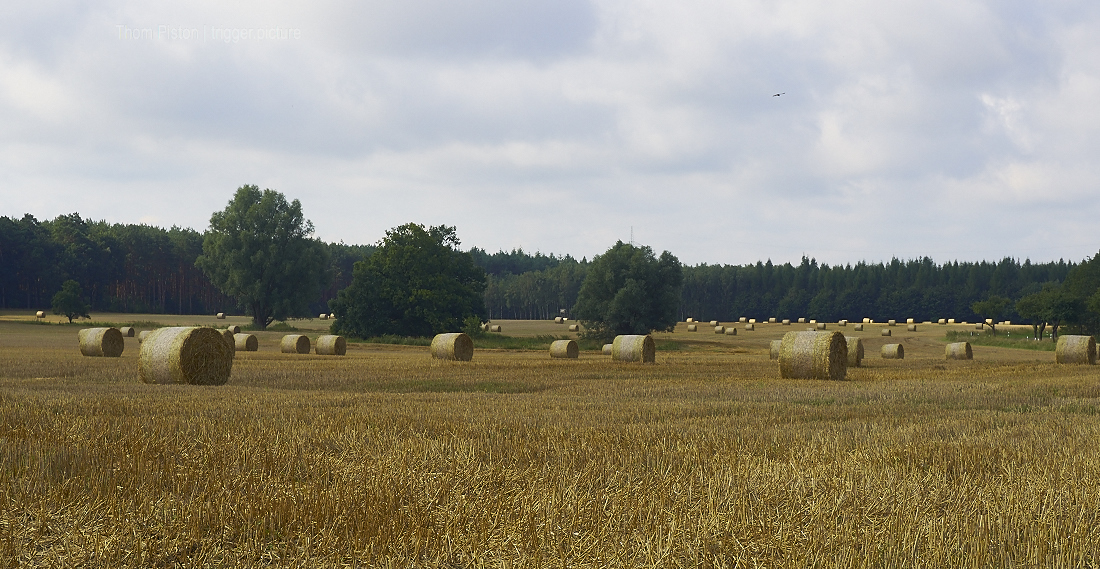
left=2, top=212, right=1095, bottom=329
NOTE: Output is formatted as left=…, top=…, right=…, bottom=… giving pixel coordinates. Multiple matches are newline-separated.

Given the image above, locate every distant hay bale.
left=550, top=339, right=579, bottom=359
left=480, top=323, right=489, bottom=331
left=563, top=318, right=569, bottom=322
left=724, top=327, right=737, bottom=335
left=739, top=317, right=747, bottom=323
left=568, top=324, right=580, bottom=332
left=854, top=324, right=864, bottom=331
left=881, top=343, right=904, bottom=359
left=315, top=335, right=347, bottom=356
left=35, top=310, right=44, bottom=319
left=555, top=317, right=563, bottom=323
left=280, top=334, right=311, bottom=354
left=985, top=319, right=994, bottom=325
left=948, top=318, right=956, bottom=324
left=138, top=330, right=151, bottom=343
left=431, top=332, right=474, bottom=361
left=490, top=325, right=502, bottom=333
left=1056, top=335, right=1096, bottom=365
left=906, top=318, right=914, bottom=324
left=782, top=319, right=790, bottom=325
left=809, top=319, right=817, bottom=325
left=1003, top=320, right=1012, bottom=325
left=838, top=320, right=847, bottom=326
left=319, top=313, right=328, bottom=320
left=769, top=318, right=777, bottom=324
left=119, top=326, right=135, bottom=337
left=711, top=320, right=720, bottom=326
left=816, top=323, right=827, bottom=330
left=139, top=327, right=233, bottom=385
left=687, top=318, right=695, bottom=323
left=748, top=319, right=756, bottom=324
left=216, top=313, right=225, bottom=319
left=846, top=336, right=864, bottom=367
left=612, top=335, right=655, bottom=363
left=975, top=324, right=984, bottom=330
left=78, top=327, right=124, bottom=357
left=329, top=313, right=335, bottom=319
left=219, top=329, right=236, bottom=356
left=888, top=320, right=896, bottom=326
left=714, top=326, right=725, bottom=334
left=938, top=319, right=946, bottom=325
left=687, top=324, right=698, bottom=332
left=745, top=323, right=754, bottom=331
left=881, top=329, right=891, bottom=336
left=602, top=343, right=612, bottom=355
left=798, top=318, right=806, bottom=323
left=907, top=324, right=917, bottom=332
left=945, top=342, right=972, bottom=360
left=234, top=333, right=258, bottom=351
left=863, top=318, right=871, bottom=324
left=770, top=339, right=782, bottom=360
left=778, top=331, right=848, bottom=380
left=227, top=325, right=241, bottom=334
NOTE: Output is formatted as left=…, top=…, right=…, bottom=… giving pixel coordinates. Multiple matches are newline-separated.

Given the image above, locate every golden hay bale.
left=227, top=325, right=241, bottom=334
left=316, top=335, right=347, bottom=356
left=1056, top=335, right=1096, bottom=365
left=216, top=313, right=226, bottom=319
left=563, top=318, right=569, bottom=322
left=139, top=327, right=233, bottom=385
left=945, top=342, right=972, bottom=360
left=948, top=318, right=956, bottom=324
left=778, top=331, right=848, bottom=381
left=906, top=318, right=914, bottom=324
left=907, top=324, right=917, bottom=332
left=711, top=320, right=720, bottom=326
left=782, top=319, right=790, bottom=325
left=687, top=318, right=695, bottom=323
left=745, top=323, right=755, bottom=331
left=280, top=334, right=311, bottom=354
left=714, top=326, right=725, bottom=334
left=555, top=316, right=563, bottom=323
left=748, top=319, right=756, bottom=324
left=888, top=320, right=896, bottom=326
left=119, top=326, right=135, bottom=337
left=234, top=333, right=258, bottom=351
left=838, top=320, right=847, bottom=326
left=881, top=329, right=891, bottom=336
left=938, top=319, right=946, bottom=325
left=975, top=324, right=984, bottom=330
left=550, top=339, right=579, bottom=359
left=431, top=332, right=474, bottom=361
left=35, top=310, right=45, bottom=319
left=1003, top=320, right=1012, bottom=325
left=724, top=327, right=737, bottom=335
left=687, top=324, right=698, bottom=332
left=809, top=319, right=817, bottom=325
left=770, top=339, right=782, bottom=360
left=138, top=330, right=152, bottom=343
left=78, top=327, right=125, bottom=357
left=816, top=322, right=827, bottom=330
left=862, top=318, right=871, bottom=324
left=490, top=325, right=502, bottom=333
left=846, top=336, right=864, bottom=367
left=769, top=318, right=777, bottom=324
left=739, top=317, right=747, bottom=323
left=985, top=319, right=993, bottom=325
left=319, top=313, right=328, bottom=320
left=602, top=343, right=612, bottom=355
left=881, top=343, right=904, bottom=359
left=220, top=329, right=236, bottom=356
left=854, top=324, right=864, bottom=331
left=568, top=324, right=580, bottom=332
left=480, top=323, right=489, bottom=331
left=798, top=318, right=806, bottom=323
left=612, top=335, right=655, bottom=363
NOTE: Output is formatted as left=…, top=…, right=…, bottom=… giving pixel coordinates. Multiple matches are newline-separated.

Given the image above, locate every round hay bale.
left=816, top=322, right=827, bottom=330
left=838, top=320, right=847, bottom=326
left=778, top=331, right=848, bottom=380
left=711, top=320, right=720, bottom=326
left=687, top=324, right=698, bottom=332
left=881, top=343, right=904, bottom=359
left=234, top=333, right=258, bottom=351
left=724, top=327, right=737, bottom=335
left=555, top=316, right=563, bottom=324
left=938, top=319, right=946, bottom=325
left=219, top=329, right=236, bottom=357
left=78, top=327, right=124, bottom=357
left=985, top=319, right=994, bottom=325
left=137, top=330, right=151, bottom=343
left=431, top=332, right=474, bottom=361
left=769, top=318, right=777, bottom=324
left=280, top=334, right=311, bottom=354
left=216, top=313, right=226, bottom=319
left=888, top=320, right=896, bottom=326
left=714, top=326, right=725, bottom=334
left=745, top=323, right=754, bottom=331
left=809, top=319, right=817, bottom=325
left=862, top=318, right=871, bottom=324
left=480, top=323, right=489, bottom=331
left=1056, top=335, right=1096, bottom=365
left=227, top=325, right=241, bottom=334
left=738, top=317, right=747, bottom=323
left=945, top=342, right=972, bottom=360
left=782, top=319, right=790, bottom=325
left=845, top=336, right=864, bottom=367
left=35, top=310, right=45, bottom=319
left=139, top=327, right=233, bottom=385
left=748, top=319, right=756, bottom=324
left=854, top=324, right=864, bottom=331
left=907, top=324, right=917, bottom=332
left=329, top=313, right=335, bottom=320
left=798, top=318, right=806, bottom=323
left=563, top=318, right=569, bottom=322
left=319, top=313, right=328, bottom=320
left=119, top=326, right=135, bottom=337
left=316, top=335, right=347, bottom=356
left=602, top=343, right=612, bottom=355
left=948, top=318, right=956, bottom=324
left=975, top=323, right=984, bottom=330
left=881, top=329, right=891, bottom=337
left=769, top=339, right=782, bottom=360
left=490, top=325, right=502, bottom=333
left=906, top=318, right=915, bottom=324
left=612, top=335, right=655, bottom=363
left=550, top=339, right=579, bottom=359
left=687, top=318, right=695, bottom=323
left=568, top=324, right=580, bottom=332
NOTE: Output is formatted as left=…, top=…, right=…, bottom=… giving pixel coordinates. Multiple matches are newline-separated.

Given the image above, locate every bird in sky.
left=773, top=92, right=785, bottom=97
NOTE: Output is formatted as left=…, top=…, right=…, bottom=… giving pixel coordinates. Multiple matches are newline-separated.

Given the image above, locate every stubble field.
left=2, top=314, right=1099, bottom=567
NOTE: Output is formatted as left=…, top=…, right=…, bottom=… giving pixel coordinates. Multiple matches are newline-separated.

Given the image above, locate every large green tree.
left=51, top=280, right=90, bottom=323
left=971, top=295, right=1012, bottom=336
left=330, top=223, right=487, bottom=338
left=573, top=241, right=683, bottom=342
left=196, top=185, right=331, bottom=330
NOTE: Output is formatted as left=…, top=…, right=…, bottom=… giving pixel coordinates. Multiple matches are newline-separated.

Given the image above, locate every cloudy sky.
left=2, top=1, right=1098, bottom=266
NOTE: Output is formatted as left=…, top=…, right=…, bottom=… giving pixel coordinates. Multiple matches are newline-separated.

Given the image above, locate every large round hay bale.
left=888, top=320, right=896, bottom=326
left=139, top=327, right=233, bottom=385
left=748, top=319, right=756, bottom=324
left=280, top=334, right=311, bottom=354
left=881, top=329, right=891, bottom=337
left=550, top=339, right=579, bottom=359
left=316, top=335, right=347, bottom=356
left=711, top=320, right=720, bottom=326
left=687, top=324, right=698, bottom=332
left=938, top=319, right=946, bottom=325
left=798, top=318, right=806, bottom=324
left=602, top=343, right=612, bottom=355
left=687, top=318, right=695, bottom=323
left=838, top=320, right=847, bottom=326
left=714, top=326, right=725, bottom=334
left=137, top=330, right=151, bottom=343
left=906, top=318, right=914, bottom=324
left=319, top=313, right=328, bottom=320
left=329, top=313, right=335, bottom=320
left=816, top=322, right=827, bottom=330
left=975, top=323, right=984, bottom=330
left=769, top=339, right=782, bottom=360
left=745, top=323, right=754, bottom=331
left=1056, top=335, right=1096, bottom=365
left=778, top=331, right=847, bottom=380
left=809, top=319, right=817, bottom=325
left=724, top=327, right=737, bottom=335
left=854, top=324, right=864, bottom=331
left=568, top=324, right=580, bottom=332
left=35, top=310, right=45, bottom=319
left=907, top=324, right=917, bottom=332
left=78, top=328, right=124, bottom=357
left=227, top=325, right=241, bottom=334
left=234, top=333, right=258, bottom=351
left=846, top=336, right=864, bottom=367
left=881, top=343, right=904, bottom=359
left=480, top=323, right=489, bottom=331
left=782, top=319, right=790, bottom=325
left=118, top=326, right=135, bottom=337
left=555, top=316, right=563, bottom=324
left=862, top=318, right=871, bottom=324
left=431, top=333, right=473, bottom=361
left=769, top=318, right=777, bottom=324
left=948, top=318, right=956, bottom=324
left=219, top=329, right=236, bottom=356
left=738, top=317, right=747, bottom=323
left=216, top=312, right=226, bottom=319
left=612, top=335, right=655, bottom=363
left=490, top=325, right=502, bottom=333
left=945, top=342, right=972, bottom=360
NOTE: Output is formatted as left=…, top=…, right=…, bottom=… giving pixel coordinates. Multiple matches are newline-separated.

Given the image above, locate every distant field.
left=1, top=314, right=1097, bottom=566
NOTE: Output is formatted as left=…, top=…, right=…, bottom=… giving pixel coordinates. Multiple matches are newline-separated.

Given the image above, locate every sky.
left=2, top=1, right=1099, bottom=267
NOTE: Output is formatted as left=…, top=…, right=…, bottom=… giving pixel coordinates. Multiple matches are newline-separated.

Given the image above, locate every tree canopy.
left=196, top=185, right=331, bottom=330
left=573, top=241, right=683, bottom=342
left=51, top=280, right=90, bottom=323
left=330, top=223, right=487, bottom=338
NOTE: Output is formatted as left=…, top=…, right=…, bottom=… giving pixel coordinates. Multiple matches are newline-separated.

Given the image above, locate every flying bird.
left=773, top=92, right=785, bottom=97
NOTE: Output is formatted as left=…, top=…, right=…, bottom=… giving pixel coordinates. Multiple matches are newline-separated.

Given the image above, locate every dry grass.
left=3, top=317, right=1100, bottom=566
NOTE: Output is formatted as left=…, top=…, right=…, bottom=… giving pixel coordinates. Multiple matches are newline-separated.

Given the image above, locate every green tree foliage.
left=331, top=223, right=486, bottom=338
left=971, top=295, right=1012, bottom=336
left=573, top=241, right=683, bottom=342
left=51, top=280, right=90, bottom=323
left=196, top=185, right=331, bottom=330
